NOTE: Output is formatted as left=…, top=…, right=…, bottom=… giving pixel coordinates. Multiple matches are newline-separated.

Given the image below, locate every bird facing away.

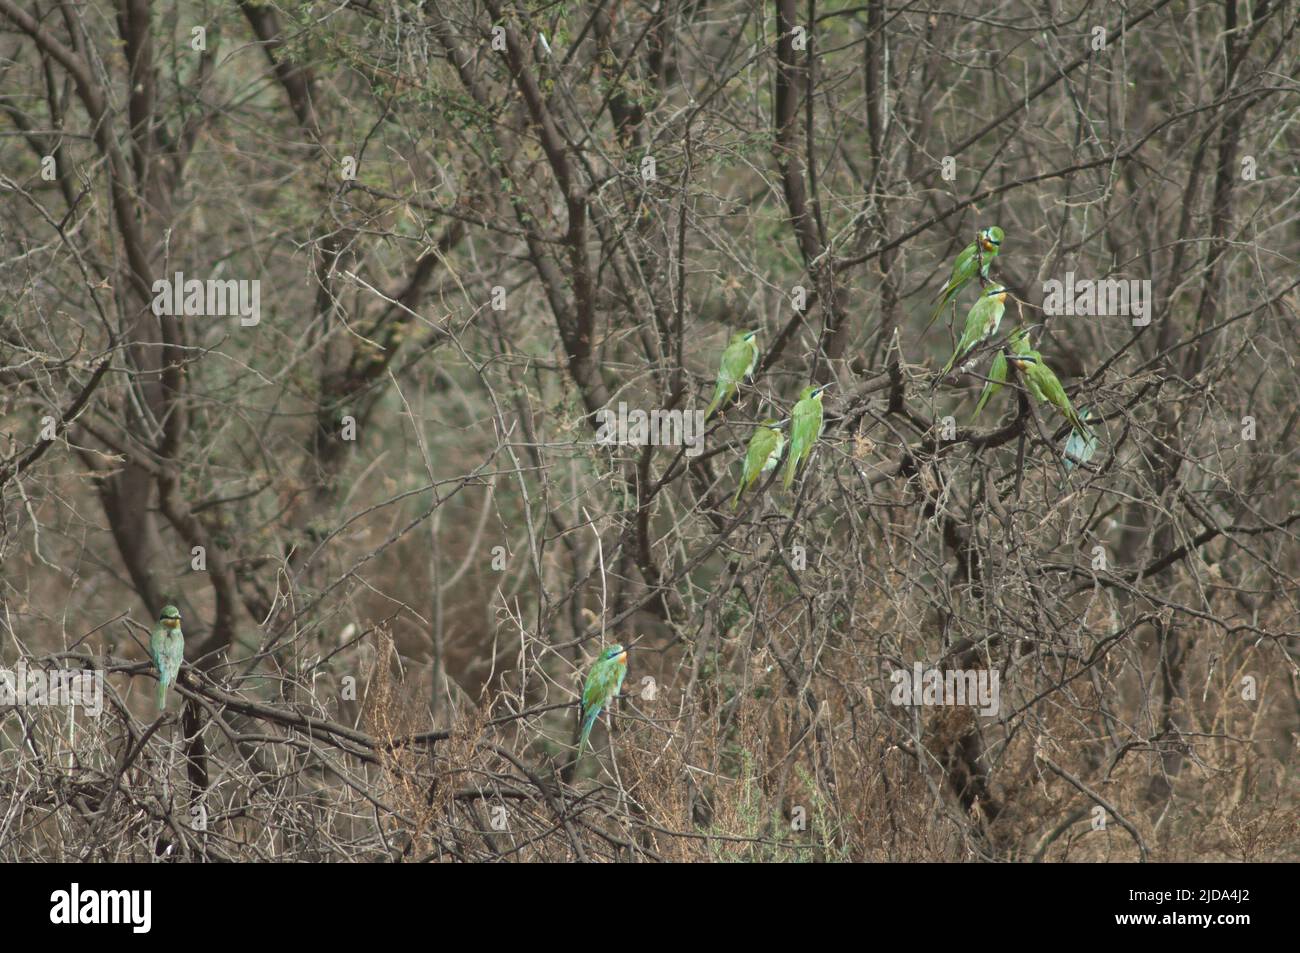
left=970, top=327, right=1037, bottom=422
left=783, top=385, right=827, bottom=490
left=578, top=644, right=629, bottom=755
left=939, top=285, right=1009, bottom=378
left=926, top=226, right=1004, bottom=330
left=970, top=351, right=1008, bottom=423
left=149, top=604, right=184, bottom=711
left=1006, top=354, right=1091, bottom=437
left=704, top=330, right=760, bottom=420
left=1063, top=407, right=1102, bottom=471
left=732, top=421, right=785, bottom=510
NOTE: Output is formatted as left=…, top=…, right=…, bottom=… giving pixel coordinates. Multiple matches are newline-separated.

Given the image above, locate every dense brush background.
left=0, top=0, right=1297, bottom=861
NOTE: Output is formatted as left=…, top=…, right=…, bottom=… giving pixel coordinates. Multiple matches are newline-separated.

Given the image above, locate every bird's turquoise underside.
left=149, top=623, right=184, bottom=710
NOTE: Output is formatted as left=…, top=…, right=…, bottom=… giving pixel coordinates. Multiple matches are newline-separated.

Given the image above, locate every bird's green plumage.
left=926, top=226, right=1004, bottom=330
left=970, top=351, right=1007, bottom=422
left=732, top=422, right=785, bottom=509
left=940, top=285, right=1008, bottom=376
left=782, top=386, right=826, bottom=490
left=578, top=644, right=628, bottom=755
left=969, top=327, right=1036, bottom=422
left=1008, top=355, right=1090, bottom=437
left=148, top=604, right=184, bottom=711
left=704, top=330, right=760, bottom=420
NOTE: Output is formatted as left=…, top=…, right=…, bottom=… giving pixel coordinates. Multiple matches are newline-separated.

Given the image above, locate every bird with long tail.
left=577, top=644, right=629, bottom=756
left=924, top=226, right=1004, bottom=332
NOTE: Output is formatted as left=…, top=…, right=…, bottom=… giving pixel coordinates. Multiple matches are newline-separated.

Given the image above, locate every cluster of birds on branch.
left=704, top=225, right=1103, bottom=516
left=928, top=226, right=1100, bottom=464
left=704, top=329, right=827, bottom=509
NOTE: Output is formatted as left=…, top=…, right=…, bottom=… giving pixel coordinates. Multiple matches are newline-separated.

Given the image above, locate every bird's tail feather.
left=932, top=353, right=958, bottom=392
left=577, top=706, right=600, bottom=756
left=923, top=286, right=955, bottom=333
left=156, top=677, right=168, bottom=712
left=704, top=383, right=730, bottom=422
left=1067, top=410, right=1091, bottom=438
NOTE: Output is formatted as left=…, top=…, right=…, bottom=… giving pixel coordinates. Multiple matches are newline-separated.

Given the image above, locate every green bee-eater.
left=969, top=351, right=1007, bottom=422
left=938, top=284, right=1009, bottom=378
left=732, top=421, right=785, bottom=509
left=149, top=604, right=184, bottom=711
left=782, top=385, right=827, bottom=490
left=970, top=327, right=1037, bottom=422
left=926, top=226, right=1004, bottom=330
left=578, top=644, right=629, bottom=755
left=1006, top=354, right=1090, bottom=437
left=704, top=330, right=760, bottom=420
left=1063, top=407, right=1101, bottom=471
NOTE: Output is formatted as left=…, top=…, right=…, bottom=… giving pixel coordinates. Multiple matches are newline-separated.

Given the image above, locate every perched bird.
left=732, top=421, right=785, bottom=509
left=938, top=284, right=1009, bottom=379
left=1062, top=407, right=1102, bottom=471
left=149, top=604, right=184, bottom=711
left=926, top=226, right=1004, bottom=330
left=783, top=385, right=827, bottom=490
left=1005, top=354, right=1091, bottom=437
left=704, top=330, right=760, bottom=420
left=970, top=351, right=1008, bottom=422
left=970, top=327, right=1037, bottom=422
left=578, top=644, right=629, bottom=755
